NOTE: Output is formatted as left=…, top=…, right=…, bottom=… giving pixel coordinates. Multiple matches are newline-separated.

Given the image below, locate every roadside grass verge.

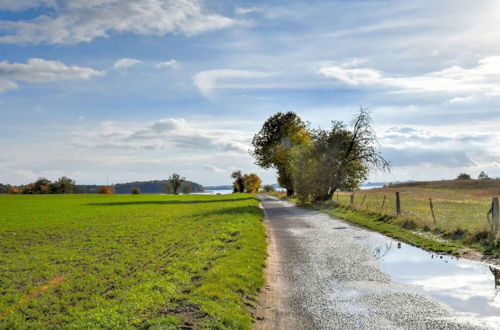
left=0, top=194, right=266, bottom=329
left=269, top=191, right=499, bottom=257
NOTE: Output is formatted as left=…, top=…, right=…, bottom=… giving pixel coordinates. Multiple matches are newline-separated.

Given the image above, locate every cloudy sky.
left=1, top=0, right=500, bottom=186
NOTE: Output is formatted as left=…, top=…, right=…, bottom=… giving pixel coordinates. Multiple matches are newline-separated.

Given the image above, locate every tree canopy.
left=167, top=173, right=185, bottom=194
left=243, top=173, right=262, bottom=193
left=231, top=170, right=245, bottom=193
left=251, top=111, right=309, bottom=196
left=456, top=173, right=471, bottom=180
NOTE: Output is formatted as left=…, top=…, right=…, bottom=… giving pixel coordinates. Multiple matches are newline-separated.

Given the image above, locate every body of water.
left=356, top=229, right=500, bottom=327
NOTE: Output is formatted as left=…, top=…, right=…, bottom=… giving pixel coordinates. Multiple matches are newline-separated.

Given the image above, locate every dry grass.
left=335, top=184, right=494, bottom=234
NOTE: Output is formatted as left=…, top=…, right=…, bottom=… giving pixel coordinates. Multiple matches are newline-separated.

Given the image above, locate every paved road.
left=254, top=195, right=491, bottom=330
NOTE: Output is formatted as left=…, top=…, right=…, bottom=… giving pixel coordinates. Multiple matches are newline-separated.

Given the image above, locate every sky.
left=1, top=0, right=500, bottom=186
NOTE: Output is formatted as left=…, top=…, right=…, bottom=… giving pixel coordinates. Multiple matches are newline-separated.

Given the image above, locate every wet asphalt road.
left=256, top=194, right=494, bottom=330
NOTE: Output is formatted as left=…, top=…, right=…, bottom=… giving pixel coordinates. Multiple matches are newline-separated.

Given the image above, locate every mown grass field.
left=0, top=194, right=266, bottom=329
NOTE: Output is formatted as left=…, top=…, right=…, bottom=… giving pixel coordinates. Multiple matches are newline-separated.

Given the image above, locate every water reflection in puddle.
left=358, top=231, right=500, bottom=324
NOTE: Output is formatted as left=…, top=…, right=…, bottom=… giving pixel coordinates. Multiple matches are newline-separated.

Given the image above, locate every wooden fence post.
left=380, top=194, right=386, bottom=213
left=429, top=198, right=436, bottom=224
left=491, top=197, right=499, bottom=240
left=350, top=194, right=354, bottom=205
left=396, top=192, right=401, bottom=215
left=360, top=194, right=367, bottom=207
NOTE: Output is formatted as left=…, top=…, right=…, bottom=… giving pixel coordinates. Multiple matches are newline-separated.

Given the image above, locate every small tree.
left=131, top=187, right=141, bottom=194
left=33, top=177, right=51, bottom=194
left=98, top=186, right=113, bottom=194
left=182, top=183, right=192, bottom=195
left=263, top=184, right=275, bottom=192
left=243, top=173, right=262, bottom=193
left=456, top=173, right=471, bottom=180
left=478, top=171, right=490, bottom=180
left=50, top=176, right=75, bottom=194
left=8, top=186, right=19, bottom=194
left=168, top=173, right=185, bottom=194
left=231, top=170, right=245, bottom=193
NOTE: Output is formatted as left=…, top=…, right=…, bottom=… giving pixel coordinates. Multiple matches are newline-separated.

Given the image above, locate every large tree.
left=292, top=109, right=389, bottom=202
left=251, top=112, right=309, bottom=196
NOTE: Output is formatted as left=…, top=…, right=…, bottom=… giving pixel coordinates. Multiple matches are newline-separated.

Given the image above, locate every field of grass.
left=334, top=187, right=493, bottom=233
left=0, top=194, right=266, bottom=329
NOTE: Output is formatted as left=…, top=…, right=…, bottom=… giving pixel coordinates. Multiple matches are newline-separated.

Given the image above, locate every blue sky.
left=1, top=0, right=500, bottom=186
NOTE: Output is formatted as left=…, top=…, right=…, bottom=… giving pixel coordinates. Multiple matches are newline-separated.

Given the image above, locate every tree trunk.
left=314, top=188, right=336, bottom=202
left=286, top=188, right=294, bottom=197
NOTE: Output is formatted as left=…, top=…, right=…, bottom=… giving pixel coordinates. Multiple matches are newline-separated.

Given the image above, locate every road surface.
left=254, top=195, right=491, bottom=330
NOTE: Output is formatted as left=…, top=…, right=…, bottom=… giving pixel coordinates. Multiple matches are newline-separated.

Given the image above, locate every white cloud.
left=319, top=56, right=500, bottom=98
left=0, top=80, right=18, bottom=92
left=235, top=7, right=262, bottom=15
left=193, top=69, right=277, bottom=97
left=72, top=117, right=251, bottom=153
left=376, top=125, right=500, bottom=170
left=113, top=58, right=143, bottom=69
left=0, top=0, right=57, bottom=11
left=0, top=0, right=236, bottom=45
left=0, top=58, right=104, bottom=92
left=203, top=164, right=224, bottom=173
left=155, top=59, right=177, bottom=68
left=318, top=66, right=382, bottom=85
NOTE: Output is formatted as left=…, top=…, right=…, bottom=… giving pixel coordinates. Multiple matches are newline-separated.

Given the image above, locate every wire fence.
left=335, top=189, right=498, bottom=234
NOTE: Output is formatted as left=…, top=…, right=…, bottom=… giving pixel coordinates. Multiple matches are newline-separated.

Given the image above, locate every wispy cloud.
left=203, top=164, right=224, bottom=173
left=113, top=58, right=143, bottom=70
left=319, top=56, right=500, bottom=101
left=235, top=7, right=262, bottom=15
left=155, top=59, right=177, bottom=68
left=0, top=0, right=236, bottom=45
left=193, top=69, right=277, bottom=98
left=0, top=58, right=103, bottom=92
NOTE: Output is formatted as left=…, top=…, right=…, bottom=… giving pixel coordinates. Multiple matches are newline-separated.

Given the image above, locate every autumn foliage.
left=243, top=173, right=262, bottom=193
left=98, top=186, right=113, bottom=194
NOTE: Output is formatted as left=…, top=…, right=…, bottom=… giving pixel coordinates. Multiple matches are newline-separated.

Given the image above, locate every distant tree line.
left=251, top=108, right=390, bottom=203
left=3, top=177, right=76, bottom=194
left=456, top=171, right=494, bottom=180
left=1, top=178, right=204, bottom=194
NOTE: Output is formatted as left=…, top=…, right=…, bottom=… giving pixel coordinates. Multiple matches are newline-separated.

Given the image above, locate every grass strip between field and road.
left=0, top=194, right=266, bottom=329
left=270, top=189, right=499, bottom=259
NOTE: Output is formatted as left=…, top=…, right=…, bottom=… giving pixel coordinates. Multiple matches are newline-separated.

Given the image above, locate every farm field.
left=0, top=194, right=266, bottom=329
left=335, top=186, right=492, bottom=233
left=270, top=179, right=500, bottom=256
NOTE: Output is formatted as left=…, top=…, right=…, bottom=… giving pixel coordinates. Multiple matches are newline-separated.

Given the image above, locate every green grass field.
left=0, top=194, right=266, bottom=329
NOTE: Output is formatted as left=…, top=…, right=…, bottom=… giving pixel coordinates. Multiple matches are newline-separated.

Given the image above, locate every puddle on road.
left=358, top=230, right=500, bottom=324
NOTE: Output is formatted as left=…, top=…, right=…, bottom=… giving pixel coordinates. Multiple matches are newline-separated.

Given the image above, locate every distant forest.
left=0, top=180, right=204, bottom=194
left=78, top=180, right=204, bottom=194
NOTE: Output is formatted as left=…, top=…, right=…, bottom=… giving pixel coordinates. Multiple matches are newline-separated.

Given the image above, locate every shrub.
left=131, top=187, right=141, bottom=194
left=8, top=186, right=20, bottom=194
left=243, top=173, right=262, bottom=193
left=456, top=173, right=471, bottom=180
left=263, top=184, right=275, bottom=192
left=98, top=186, right=113, bottom=194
